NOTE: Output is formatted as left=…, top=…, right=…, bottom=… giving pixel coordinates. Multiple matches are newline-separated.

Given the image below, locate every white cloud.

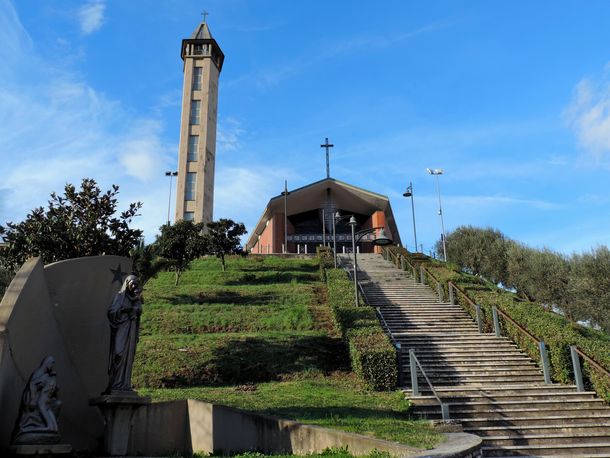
left=0, top=1, right=173, bottom=241
left=78, top=0, right=106, bottom=35
left=217, top=117, right=245, bottom=153
left=214, top=166, right=294, bottom=235
left=118, top=121, right=172, bottom=181
left=565, top=64, right=610, bottom=158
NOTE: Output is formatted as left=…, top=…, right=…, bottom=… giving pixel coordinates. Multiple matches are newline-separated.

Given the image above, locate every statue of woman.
left=12, top=356, right=62, bottom=445
left=105, top=274, right=142, bottom=393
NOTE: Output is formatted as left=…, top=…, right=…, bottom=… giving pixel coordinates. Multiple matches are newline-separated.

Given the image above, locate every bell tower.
left=175, top=18, right=224, bottom=224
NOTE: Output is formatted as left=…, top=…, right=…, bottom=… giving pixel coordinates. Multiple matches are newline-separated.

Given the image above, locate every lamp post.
left=427, top=168, right=447, bottom=261
left=403, top=182, right=418, bottom=252
left=165, top=171, right=178, bottom=226
left=347, top=216, right=393, bottom=307
left=282, top=180, right=289, bottom=253
left=332, top=212, right=353, bottom=268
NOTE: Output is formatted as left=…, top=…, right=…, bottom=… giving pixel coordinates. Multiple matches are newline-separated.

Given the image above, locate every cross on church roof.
left=320, top=137, right=334, bottom=179
left=201, top=10, right=209, bottom=23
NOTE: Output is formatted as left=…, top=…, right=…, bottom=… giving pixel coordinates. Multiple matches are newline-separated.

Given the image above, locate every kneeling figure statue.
left=12, top=356, right=62, bottom=445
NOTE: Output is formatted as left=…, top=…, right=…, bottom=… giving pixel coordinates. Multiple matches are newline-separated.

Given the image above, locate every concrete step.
left=410, top=391, right=597, bottom=403
left=456, top=411, right=610, bottom=426
left=403, top=368, right=543, bottom=378
left=482, top=442, right=610, bottom=456
left=470, top=423, right=610, bottom=437
left=404, top=375, right=546, bottom=386
left=481, top=431, right=610, bottom=447
left=412, top=399, right=606, bottom=413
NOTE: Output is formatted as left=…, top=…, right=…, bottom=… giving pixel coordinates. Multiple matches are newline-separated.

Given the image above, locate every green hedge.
left=387, top=246, right=610, bottom=402
left=324, top=268, right=397, bottom=390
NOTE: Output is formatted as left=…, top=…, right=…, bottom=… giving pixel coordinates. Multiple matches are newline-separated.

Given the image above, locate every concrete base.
left=89, top=392, right=150, bottom=456
left=9, top=443, right=72, bottom=455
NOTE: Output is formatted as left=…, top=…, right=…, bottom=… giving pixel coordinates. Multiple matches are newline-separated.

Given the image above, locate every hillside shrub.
left=323, top=268, right=397, bottom=390
left=388, top=246, right=610, bottom=402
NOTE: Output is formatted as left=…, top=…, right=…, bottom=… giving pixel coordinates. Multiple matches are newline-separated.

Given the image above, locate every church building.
left=174, top=19, right=224, bottom=224
left=246, top=177, right=401, bottom=254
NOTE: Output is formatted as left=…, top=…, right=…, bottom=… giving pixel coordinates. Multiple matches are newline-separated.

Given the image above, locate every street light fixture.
left=281, top=180, right=289, bottom=253
left=332, top=212, right=352, bottom=268
left=426, top=168, right=447, bottom=261
left=347, top=216, right=393, bottom=307
left=403, top=181, right=418, bottom=252
left=165, top=171, right=178, bottom=226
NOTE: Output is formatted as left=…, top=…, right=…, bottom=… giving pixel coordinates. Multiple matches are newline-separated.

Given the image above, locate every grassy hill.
left=134, top=255, right=441, bottom=449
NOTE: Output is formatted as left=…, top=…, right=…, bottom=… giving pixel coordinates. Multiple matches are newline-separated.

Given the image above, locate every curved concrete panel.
left=0, top=256, right=131, bottom=453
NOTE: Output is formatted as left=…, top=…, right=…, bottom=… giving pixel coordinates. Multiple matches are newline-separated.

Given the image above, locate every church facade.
left=246, top=178, right=401, bottom=254
left=174, top=20, right=224, bottom=224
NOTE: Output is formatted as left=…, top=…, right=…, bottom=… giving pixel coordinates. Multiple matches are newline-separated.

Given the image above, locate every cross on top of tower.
left=201, top=11, right=209, bottom=23
left=320, top=137, right=334, bottom=179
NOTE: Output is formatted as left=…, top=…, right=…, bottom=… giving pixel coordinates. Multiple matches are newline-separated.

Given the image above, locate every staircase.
left=338, top=253, right=610, bottom=457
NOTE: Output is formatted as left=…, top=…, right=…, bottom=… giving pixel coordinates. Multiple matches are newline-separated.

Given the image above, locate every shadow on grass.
left=135, top=334, right=350, bottom=389
left=239, top=264, right=320, bottom=274
left=258, top=406, right=407, bottom=423
left=158, top=291, right=281, bottom=306
left=211, top=335, right=350, bottom=383
left=225, top=272, right=319, bottom=286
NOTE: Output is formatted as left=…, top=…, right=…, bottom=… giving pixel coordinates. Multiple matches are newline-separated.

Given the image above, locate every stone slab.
left=89, top=393, right=151, bottom=406
left=10, top=443, right=72, bottom=455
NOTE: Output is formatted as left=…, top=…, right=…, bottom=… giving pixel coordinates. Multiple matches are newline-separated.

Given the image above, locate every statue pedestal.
left=89, top=391, right=150, bottom=456
left=10, top=444, right=72, bottom=456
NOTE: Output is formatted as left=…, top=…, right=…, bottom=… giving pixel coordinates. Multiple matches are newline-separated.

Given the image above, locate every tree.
left=0, top=179, right=142, bottom=271
left=156, top=220, right=207, bottom=285
left=568, top=247, right=610, bottom=332
left=130, top=241, right=168, bottom=287
left=204, top=218, right=247, bottom=271
left=441, top=226, right=509, bottom=285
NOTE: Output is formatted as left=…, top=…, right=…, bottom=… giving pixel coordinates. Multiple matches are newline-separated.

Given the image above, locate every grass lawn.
left=135, top=255, right=442, bottom=450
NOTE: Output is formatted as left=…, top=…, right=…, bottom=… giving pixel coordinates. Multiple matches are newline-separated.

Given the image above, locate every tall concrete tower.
left=175, top=20, right=224, bottom=224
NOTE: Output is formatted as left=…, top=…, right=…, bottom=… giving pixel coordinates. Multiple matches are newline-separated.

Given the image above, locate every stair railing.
left=385, top=249, right=610, bottom=392
left=570, top=345, right=610, bottom=392
left=447, top=281, right=484, bottom=334
left=400, top=254, right=418, bottom=280
left=418, top=265, right=444, bottom=302
left=446, top=280, right=552, bottom=383
left=409, top=349, right=450, bottom=421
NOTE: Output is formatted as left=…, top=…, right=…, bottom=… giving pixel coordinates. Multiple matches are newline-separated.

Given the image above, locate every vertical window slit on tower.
left=185, top=172, right=197, bottom=201
left=190, top=100, right=201, bottom=125
left=192, top=67, right=202, bottom=90
left=188, top=135, right=199, bottom=161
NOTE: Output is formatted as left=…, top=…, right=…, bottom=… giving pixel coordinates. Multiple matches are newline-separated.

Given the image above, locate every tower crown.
left=181, top=21, right=224, bottom=71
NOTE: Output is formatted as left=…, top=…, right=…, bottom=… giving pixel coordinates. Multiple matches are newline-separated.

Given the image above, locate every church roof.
left=190, top=21, right=213, bottom=39
left=245, top=177, right=401, bottom=249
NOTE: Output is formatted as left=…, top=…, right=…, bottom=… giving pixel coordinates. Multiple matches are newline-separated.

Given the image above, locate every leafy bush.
left=323, top=269, right=397, bottom=390
left=0, top=179, right=142, bottom=271
left=0, top=265, right=13, bottom=298
left=388, top=246, right=610, bottom=402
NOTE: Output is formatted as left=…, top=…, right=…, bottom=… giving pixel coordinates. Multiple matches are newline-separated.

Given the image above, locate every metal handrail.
left=573, top=346, right=610, bottom=378
left=385, top=247, right=418, bottom=278
left=420, top=265, right=444, bottom=302
left=447, top=281, right=476, bottom=308
left=409, top=349, right=450, bottom=421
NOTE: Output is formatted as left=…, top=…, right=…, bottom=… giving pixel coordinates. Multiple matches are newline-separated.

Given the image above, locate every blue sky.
left=2, top=0, right=610, bottom=255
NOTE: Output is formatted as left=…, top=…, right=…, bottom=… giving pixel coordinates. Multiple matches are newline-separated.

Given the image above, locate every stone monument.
left=11, top=356, right=71, bottom=455
left=89, top=275, right=150, bottom=456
